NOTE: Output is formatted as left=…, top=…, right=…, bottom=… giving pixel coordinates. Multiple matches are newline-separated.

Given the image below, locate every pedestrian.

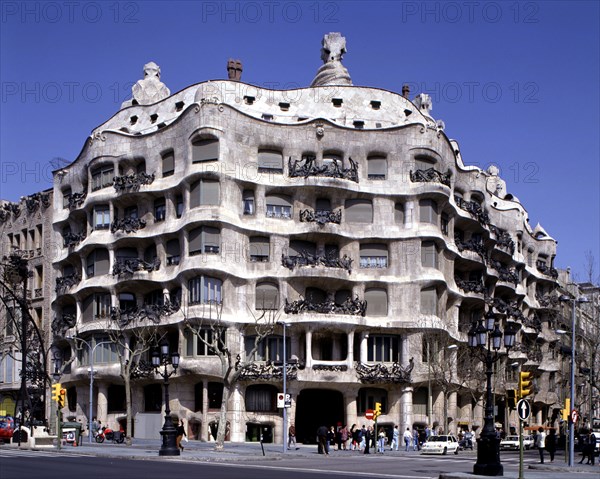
left=360, top=425, right=367, bottom=451
left=327, top=426, right=336, bottom=453
left=176, top=419, right=186, bottom=451
left=288, top=423, right=298, bottom=450
left=403, top=427, right=412, bottom=451
left=340, top=424, right=349, bottom=450
left=364, top=426, right=372, bottom=454
left=91, top=417, right=100, bottom=439
left=589, top=431, right=597, bottom=466
left=544, top=428, right=556, bottom=463
left=413, top=428, right=420, bottom=451
left=391, top=425, right=400, bottom=451
left=425, top=424, right=431, bottom=440
left=317, top=425, right=328, bottom=455
left=350, top=424, right=359, bottom=450
left=536, top=427, right=546, bottom=463
left=579, top=431, right=596, bottom=465
left=377, top=427, right=386, bottom=453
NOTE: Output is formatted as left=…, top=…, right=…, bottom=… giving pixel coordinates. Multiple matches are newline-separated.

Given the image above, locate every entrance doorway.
left=295, top=389, right=344, bottom=444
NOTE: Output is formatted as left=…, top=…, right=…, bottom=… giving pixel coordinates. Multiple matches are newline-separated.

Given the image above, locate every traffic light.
left=58, top=388, right=66, bottom=409
left=51, top=383, right=62, bottom=403
left=374, top=402, right=382, bottom=419
left=518, top=372, right=533, bottom=399
left=562, top=398, right=570, bottom=421
left=507, top=389, right=517, bottom=409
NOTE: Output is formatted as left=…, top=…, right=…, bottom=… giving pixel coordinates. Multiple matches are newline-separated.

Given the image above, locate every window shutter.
left=266, top=194, right=291, bottom=207
left=166, top=239, right=180, bottom=256
left=335, top=289, right=352, bottom=305
left=394, top=203, right=404, bottom=224
left=250, top=237, right=270, bottom=257
left=415, top=157, right=435, bottom=171
left=256, top=283, right=279, bottom=309
left=420, top=287, right=437, bottom=315
left=421, top=241, right=437, bottom=268
left=316, top=198, right=331, bottom=211
left=192, top=138, right=219, bottom=163
left=360, top=243, right=388, bottom=258
left=189, top=228, right=203, bottom=254
left=190, top=181, right=200, bottom=209
left=82, top=295, right=94, bottom=322
left=289, top=240, right=316, bottom=257
left=95, top=249, right=110, bottom=275
left=345, top=199, right=373, bottom=223
left=258, top=150, right=283, bottom=171
left=365, top=288, right=388, bottom=316
left=367, top=157, right=387, bottom=176
left=201, top=180, right=220, bottom=205
left=419, top=199, right=438, bottom=224
left=203, top=227, right=220, bottom=249
left=116, top=247, right=137, bottom=259
left=162, top=151, right=174, bottom=176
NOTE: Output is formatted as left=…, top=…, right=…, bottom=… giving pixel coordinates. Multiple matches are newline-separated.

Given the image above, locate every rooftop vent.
left=130, top=116, right=138, bottom=125
left=244, top=96, right=255, bottom=105
left=370, top=100, right=381, bottom=110
left=353, top=120, right=365, bottom=129
left=175, top=101, right=185, bottom=112
left=150, top=113, right=158, bottom=123
left=332, top=98, right=343, bottom=107
left=261, top=113, right=273, bottom=121
left=279, top=102, right=290, bottom=111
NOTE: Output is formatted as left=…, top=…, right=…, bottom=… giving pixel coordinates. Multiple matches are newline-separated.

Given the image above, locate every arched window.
left=367, top=155, right=387, bottom=180
left=265, top=194, right=292, bottom=219
left=188, top=275, right=222, bottom=305
left=359, top=244, right=388, bottom=268
left=245, top=385, right=278, bottom=412
left=258, top=149, right=283, bottom=173
left=414, top=156, right=436, bottom=171
left=192, top=137, right=219, bottom=163
left=345, top=199, right=373, bottom=223
left=419, top=198, right=438, bottom=225
left=420, top=287, right=438, bottom=315
left=365, top=288, right=388, bottom=316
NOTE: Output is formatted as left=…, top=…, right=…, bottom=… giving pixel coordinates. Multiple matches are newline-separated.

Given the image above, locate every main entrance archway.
left=295, top=388, right=344, bottom=444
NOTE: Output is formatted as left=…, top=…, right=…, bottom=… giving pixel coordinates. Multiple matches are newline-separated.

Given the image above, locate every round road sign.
left=571, top=410, right=579, bottom=423
left=365, top=409, right=374, bottom=420
left=517, top=399, right=531, bottom=421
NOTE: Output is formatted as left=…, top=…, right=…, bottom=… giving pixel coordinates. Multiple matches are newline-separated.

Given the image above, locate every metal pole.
left=427, top=341, right=432, bottom=426
left=569, top=299, right=576, bottom=467
left=89, top=344, right=94, bottom=444
left=282, top=322, right=287, bottom=453
left=18, top=272, right=27, bottom=447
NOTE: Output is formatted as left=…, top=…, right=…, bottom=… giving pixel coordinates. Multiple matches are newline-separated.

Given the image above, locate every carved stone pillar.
left=201, top=379, right=209, bottom=442
left=401, top=335, right=410, bottom=365
left=400, top=386, right=414, bottom=434
left=448, top=391, right=458, bottom=434
left=405, top=200, right=415, bottom=229
left=360, top=332, right=369, bottom=363
left=305, top=330, right=313, bottom=368
left=230, top=383, right=244, bottom=442
left=346, top=330, right=355, bottom=368
left=97, top=382, right=108, bottom=424
left=345, top=391, right=358, bottom=428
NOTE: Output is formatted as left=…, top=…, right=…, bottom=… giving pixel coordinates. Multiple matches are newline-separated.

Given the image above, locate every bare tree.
left=183, top=300, right=279, bottom=450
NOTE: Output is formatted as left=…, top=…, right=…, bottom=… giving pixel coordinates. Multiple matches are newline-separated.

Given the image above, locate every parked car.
left=0, top=416, right=14, bottom=443
left=421, top=435, right=460, bottom=455
left=500, top=434, right=534, bottom=450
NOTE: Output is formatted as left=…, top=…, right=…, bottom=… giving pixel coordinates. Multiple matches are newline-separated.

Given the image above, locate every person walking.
left=413, top=428, right=420, bottom=451
left=391, top=425, right=400, bottom=451
left=544, top=428, right=556, bottom=462
left=377, top=427, right=386, bottom=453
left=288, top=423, right=298, bottom=450
left=176, top=419, right=186, bottom=451
left=363, top=426, right=372, bottom=454
left=403, top=427, right=412, bottom=451
left=340, top=424, right=349, bottom=450
left=317, top=425, right=328, bottom=455
left=536, top=427, right=546, bottom=463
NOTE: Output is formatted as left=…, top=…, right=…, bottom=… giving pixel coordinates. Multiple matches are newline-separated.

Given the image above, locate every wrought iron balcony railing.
left=288, top=156, right=359, bottom=183
left=112, top=257, right=161, bottom=276
left=112, top=172, right=155, bottom=192
left=284, top=296, right=366, bottom=316
left=111, top=217, right=147, bottom=234
left=299, top=208, right=342, bottom=225
left=282, top=252, right=353, bottom=273
left=409, top=167, right=451, bottom=187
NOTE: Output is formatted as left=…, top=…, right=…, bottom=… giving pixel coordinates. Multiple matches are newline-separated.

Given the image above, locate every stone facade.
left=1, top=34, right=574, bottom=443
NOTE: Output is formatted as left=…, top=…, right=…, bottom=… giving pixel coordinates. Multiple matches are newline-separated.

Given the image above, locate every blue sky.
left=1, top=0, right=599, bottom=281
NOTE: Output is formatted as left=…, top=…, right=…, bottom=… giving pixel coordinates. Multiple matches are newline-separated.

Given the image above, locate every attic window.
left=375, top=122, right=382, bottom=128
left=119, top=127, right=129, bottom=133
left=244, top=96, right=255, bottom=105
left=370, top=101, right=381, bottom=110
left=404, top=109, right=412, bottom=117
left=261, top=113, right=273, bottom=121
left=332, top=98, right=343, bottom=107
left=175, top=101, right=185, bottom=112
left=353, top=120, right=365, bottom=129
left=279, top=102, right=290, bottom=111
left=297, top=117, right=308, bottom=122
left=150, top=114, right=158, bottom=123
left=157, top=122, right=166, bottom=129
left=130, top=116, right=138, bottom=125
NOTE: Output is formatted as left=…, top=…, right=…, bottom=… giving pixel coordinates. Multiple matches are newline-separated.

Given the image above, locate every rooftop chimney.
left=402, top=84, right=410, bottom=99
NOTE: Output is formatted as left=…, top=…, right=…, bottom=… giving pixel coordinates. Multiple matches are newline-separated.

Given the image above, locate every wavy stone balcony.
left=288, top=156, right=359, bottom=183
left=112, top=172, right=155, bottom=193
left=355, top=359, right=414, bottom=384
left=535, top=293, right=559, bottom=309
left=536, top=263, right=559, bottom=279
left=235, top=358, right=301, bottom=381
left=455, top=196, right=490, bottom=226
left=51, top=313, right=77, bottom=337
left=282, top=252, right=353, bottom=273
left=299, top=208, right=342, bottom=226
left=489, top=260, right=519, bottom=285
left=455, top=277, right=486, bottom=295
left=409, top=167, right=451, bottom=187
left=284, top=296, right=366, bottom=316
left=109, top=301, right=179, bottom=327
left=455, top=236, right=487, bottom=263
left=489, top=225, right=515, bottom=255
left=112, top=257, right=161, bottom=276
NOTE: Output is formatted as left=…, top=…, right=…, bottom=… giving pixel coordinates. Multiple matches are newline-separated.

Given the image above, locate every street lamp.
left=558, top=294, right=589, bottom=467
left=468, top=311, right=520, bottom=476
left=68, top=336, right=113, bottom=444
left=151, top=339, right=180, bottom=456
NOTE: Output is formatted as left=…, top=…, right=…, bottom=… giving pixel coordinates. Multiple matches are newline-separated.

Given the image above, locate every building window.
left=245, top=335, right=284, bottom=362
left=91, top=165, right=114, bottom=191
left=154, top=198, right=166, bottom=222
left=242, top=190, right=255, bottom=215
left=419, top=198, right=438, bottom=225
left=258, top=149, right=283, bottom=173
left=94, top=205, right=110, bottom=230
left=86, top=248, right=109, bottom=277
left=184, top=329, right=221, bottom=357
left=414, top=157, right=436, bottom=171
left=190, top=179, right=220, bottom=207
left=367, top=335, right=399, bottom=362
left=249, top=236, right=269, bottom=262
left=265, top=194, right=292, bottom=219
left=245, top=385, right=278, bottom=412
left=107, top=385, right=126, bottom=413
left=188, top=226, right=220, bottom=255
left=345, top=199, right=373, bottom=223
left=166, top=238, right=181, bottom=266
left=79, top=336, right=118, bottom=365
left=323, top=152, right=343, bottom=170
left=123, top=205, right=138, bottom=219
left=359, top=244, right=388, bottom=268
left=118, top=292, right=136, bottom=311
left=365, top=288, right=388, bottom=316
left=394, top=203, right=404, bottom=224
left=441, top=213, right=449, bottom=236
left=192, top=137, right=219, bottom=163
left=255, top=282, right=279, bottom=310
left=62, top=188, right=71, bottom=209
left=144, top=384, right=162, bottom=412
left=420, top=287, right=438, bottom=315
left=162, top=150, right=175, bottom=177
left=188, top=275, right=222, bottom=305
left=176, top=195, right=184, bottom=218
left=421, top=241, right=438, bottom=269
left=367, top=156, right=387, bottom=180
left=208, top=382, right=223, bottom=409
left=289, top=240, right=317, bottom=258
left=357, top=388, right=387, bottom=414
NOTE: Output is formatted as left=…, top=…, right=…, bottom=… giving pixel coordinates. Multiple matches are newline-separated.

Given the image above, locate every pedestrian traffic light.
left=507, top=389, right=517, bottom=408
left=51, top=383, right=62, bottom=403
left=374, top=402, right=382, bottom=419
left=518, top=372, right=533, bottom=399
left=58, top=388, right=66, bottom=409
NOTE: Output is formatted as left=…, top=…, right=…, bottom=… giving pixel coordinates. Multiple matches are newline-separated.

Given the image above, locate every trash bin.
left=62, top=422, right=83, bottom=446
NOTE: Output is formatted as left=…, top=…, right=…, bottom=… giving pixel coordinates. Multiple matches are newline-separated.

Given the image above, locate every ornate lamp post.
left=151, top=339, right=180, bottom=456
left=469, top=311, right=520, bottom=476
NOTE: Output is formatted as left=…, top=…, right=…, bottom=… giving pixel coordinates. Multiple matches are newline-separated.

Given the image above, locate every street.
left=2, top=446, right=597, bottom=479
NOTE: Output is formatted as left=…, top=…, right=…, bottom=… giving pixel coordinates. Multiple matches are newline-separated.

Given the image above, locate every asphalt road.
left=0, top=447, right=570, bottom=479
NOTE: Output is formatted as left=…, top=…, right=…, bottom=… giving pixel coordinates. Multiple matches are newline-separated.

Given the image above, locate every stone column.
left=230, top=383, right=244, bottom=442
left=448, top=391, right=458, bottom=434
left=201, top=379, right=209, bottom=442
left=405, top=200, right=414, bottom=229
left=346, top=330, right=354, bottom=368
left=97, top=383, right=108, bottom=425
left=400, top=386, right=414, bottom=433
left=360, top=332, right=368, bottom=363
left=345, top=391, right=358, bottom=429
left=305, top=330, right=313, bottom=368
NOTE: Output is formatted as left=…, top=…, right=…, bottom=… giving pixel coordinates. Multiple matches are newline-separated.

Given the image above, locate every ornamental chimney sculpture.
left=121, top=61, right=171, bottom=108
left=310, top=32, right=353, bottom=87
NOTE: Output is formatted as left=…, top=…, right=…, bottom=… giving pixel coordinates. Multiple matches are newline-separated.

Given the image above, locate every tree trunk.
left=214, top=384, right=231, bottom=451
left=124, top=372, right=133, bottom=446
